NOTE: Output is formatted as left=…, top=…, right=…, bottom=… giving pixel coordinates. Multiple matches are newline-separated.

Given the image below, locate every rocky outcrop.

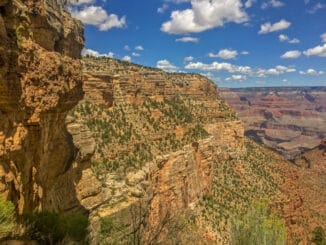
left=276, top=138, right=326, bottom=242
left=77, top=58, right=325, bottom=244
left=146, top=138, right=215, bottom=240
left=67, top=57, right=248, bottom=243
left=0, top=2, right=322, bottom=243
left=220, top=87, right=326, bottom=159
left=66, top=116, right=96, bottom=162
left=0, top=0, right=84, bottom=212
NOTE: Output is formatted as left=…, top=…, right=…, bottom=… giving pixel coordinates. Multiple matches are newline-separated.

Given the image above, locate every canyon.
left=65, top=57, right=325, bottom=243
left=0, top=1, right=325, bottom=244
left=76, top=57, right=245, bottom=244
left=220, top=87, right=326, bottom=159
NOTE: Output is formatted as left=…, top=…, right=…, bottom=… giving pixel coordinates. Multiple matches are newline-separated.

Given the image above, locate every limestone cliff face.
left=0, top=3, right=320, bottom=243
left=146, top=138, right=215, bottom=240
left=78, top=58, right=324, bottom=244
left=70, top=57, right=245, bottom=243
left=0, top=0, right=84, bottom=212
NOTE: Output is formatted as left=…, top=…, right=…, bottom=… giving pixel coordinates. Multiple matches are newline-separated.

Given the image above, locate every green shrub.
left=230, top=200, right=286, bottom=245
left=60, top=213, right=89, bottom=241
left=100, top=216, right=114, bottom=235
left=0, top=196, right=15, bottom=239
left=312, top=226, right=326, bottom=245
left=23, top=211, right=63, bottom=244
left=23, top=211, right=89, bottom=244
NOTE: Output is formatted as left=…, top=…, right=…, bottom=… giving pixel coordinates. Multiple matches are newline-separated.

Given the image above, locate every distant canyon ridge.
left=221, top=87, right=326, bottom=159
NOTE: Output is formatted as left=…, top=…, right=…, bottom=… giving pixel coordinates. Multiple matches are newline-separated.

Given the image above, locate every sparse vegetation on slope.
left=311, top=226, right=326, bottom=245
left=231, top=200, right=286, bottom=245
left=64, top=57, right=323, bottom=244
left=199, top=139, right=286, bottom=244
left=0, top=197, right=15, bottom=239
left=69, top=94, right=210, bottom=179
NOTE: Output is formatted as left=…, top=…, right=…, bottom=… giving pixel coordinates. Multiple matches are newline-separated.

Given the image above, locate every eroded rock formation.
left=0, top=0, right=84, bottom=213
left=1, top=4, right=324, bottom=242
left=69, top=57, right=248, bottom=243
left=77, top=58, right=325, bottom=244
left=220, top=87, right=326, bottom=159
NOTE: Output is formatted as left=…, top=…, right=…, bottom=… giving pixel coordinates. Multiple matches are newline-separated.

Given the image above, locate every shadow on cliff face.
left=0, top=0, right=89, bottom=216
left=245, top=130, right=263, bottom=144
left=47, top=116, right=97, bottom=213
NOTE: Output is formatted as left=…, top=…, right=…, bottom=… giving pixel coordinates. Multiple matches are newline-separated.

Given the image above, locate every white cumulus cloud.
left=122, top=56, right=131, bottom=62
left=245, top=0, right=256, bottom=8
left=175, top=37, right=199, bottom=42
left=71, top=6, right=126, bottom=31
left=201, top=72, right=221, bottom=81
left=81, top=48, right=114, bottom=58
left=303, top=43, right=326, bottom=57
left=124, top=45, right=130, bottom=51
left=278, top=34, right=300, bottom=44
left=209, top=49, right=238, bottom=59
left=157, top=4, right=169, bottom=13
left=185, top=61, right=252, bottom=74
left=225, top=74, right=247, bottom=81
left=300, top=69, right=325, bottom=75
left=184, top=61, right=296, bottom=78
left=68, top=0, right=95, bottom=6
left=281, top=50, right=301, bottom=59
left=161, top=0, right=248, bottom=34
left=135, top=45, right=144, bottom=51
left=107, top=52, right=114, bottom=58
left=184, top=56, right=194, bottom=62
left=256, top=65, right=296, bottom=77
left=156, top=60, right=178, bottom=72
left=259, top=19, right=291, bottom=34
left=321, top=33, right=326, bottom=43
left=261, top=0, right=284, bottom=9
left=132, top=52, right=140, bottom=57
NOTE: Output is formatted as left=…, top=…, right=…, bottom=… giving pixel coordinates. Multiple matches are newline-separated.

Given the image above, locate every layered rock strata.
left=78, top=58, right=324, bottom=244
left=0, top=0, right=84, bottom=212
left=220, top=87, right=326, bottom=159
left=71, top=57, right=247, bottom=243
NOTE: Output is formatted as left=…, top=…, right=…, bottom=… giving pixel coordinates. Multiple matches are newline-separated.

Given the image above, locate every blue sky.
left=69, top=0, right=326, bottom=88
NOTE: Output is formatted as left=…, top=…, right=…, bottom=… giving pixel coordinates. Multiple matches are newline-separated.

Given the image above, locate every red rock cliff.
left=0, top=0, right=84, bottom=213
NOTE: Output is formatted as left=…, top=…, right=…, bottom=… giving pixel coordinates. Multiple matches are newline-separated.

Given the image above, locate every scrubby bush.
left=23, top=211, right=89, bottom=244
left=311, top=226, right=325, bottom=245
left=0, top=196, right=15, bottom=239
left=61, top=213, right=89, bottom=241
left=231, top=200, right=286, bottom=245
left=100, top=216, right=114, bottom=235
left=23, top=211, right=63, bottom=244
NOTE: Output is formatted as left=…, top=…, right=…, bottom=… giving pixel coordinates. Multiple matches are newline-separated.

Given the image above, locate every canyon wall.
left=0, top=2, right=323, bottom=243
left=0, top=3, right=248, bottom=241
left=0, top=0, right=84, bottom=213
left=79, top=59, right=324, bottom=244
left=221, top=87, right=326, bottom=159
left=68, top=57, right=246, bottom=243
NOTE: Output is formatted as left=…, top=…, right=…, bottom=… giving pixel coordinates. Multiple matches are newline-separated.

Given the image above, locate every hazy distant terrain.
left=221, top=87, right=326, bottom=159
